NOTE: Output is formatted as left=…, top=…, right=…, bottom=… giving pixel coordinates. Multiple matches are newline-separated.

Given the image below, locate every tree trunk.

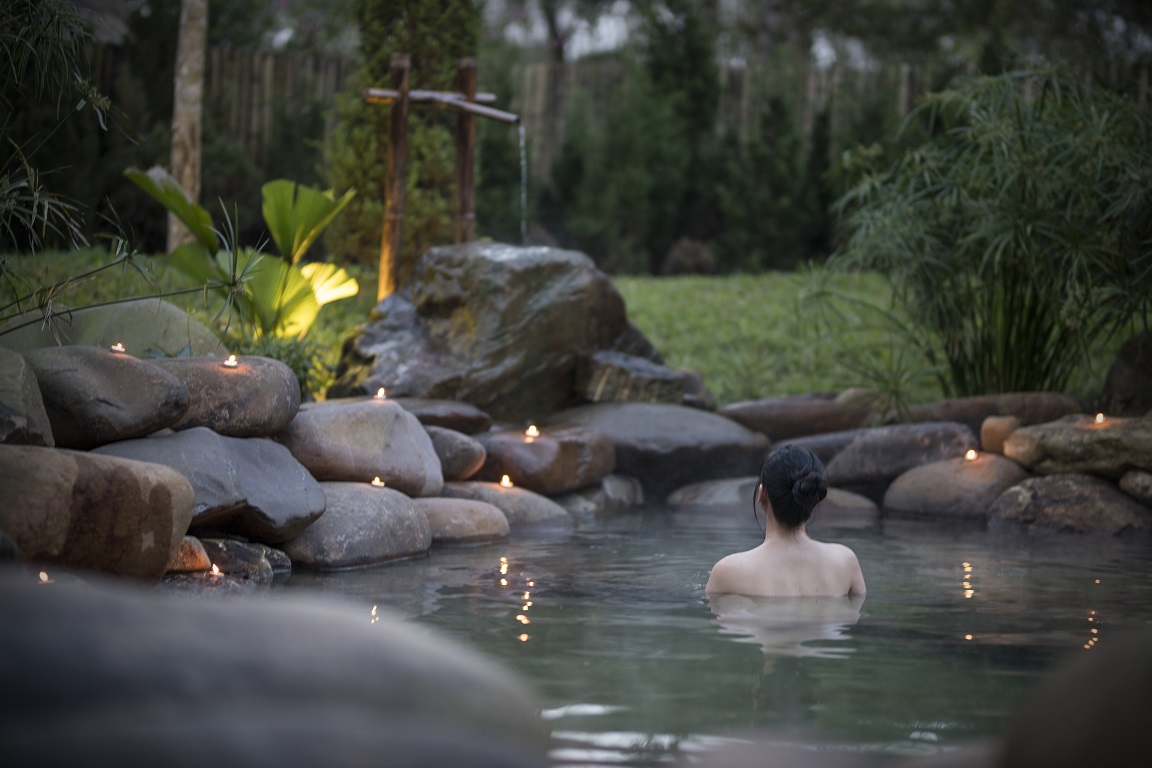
left=168, top=0, right=208, bottom=252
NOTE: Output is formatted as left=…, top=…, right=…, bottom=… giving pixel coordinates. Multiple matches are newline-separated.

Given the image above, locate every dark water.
left=284, top=505, right=1152, bottom=766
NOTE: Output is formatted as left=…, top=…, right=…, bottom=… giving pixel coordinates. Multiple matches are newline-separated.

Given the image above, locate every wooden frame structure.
left=365, top=54, right=519, bottom=301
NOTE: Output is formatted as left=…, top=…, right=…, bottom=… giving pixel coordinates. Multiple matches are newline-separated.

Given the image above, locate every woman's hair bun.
left=792, top=472, right=827, bottom=504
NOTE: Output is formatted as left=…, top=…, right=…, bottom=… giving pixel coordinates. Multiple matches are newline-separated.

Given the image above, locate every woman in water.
left=705, top=445, right=866, bottom=597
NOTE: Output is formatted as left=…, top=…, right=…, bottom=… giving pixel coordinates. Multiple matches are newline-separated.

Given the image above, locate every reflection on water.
left=708, top=593, right=864, bottom=672
left=283, top=509, right=1152, bottom=767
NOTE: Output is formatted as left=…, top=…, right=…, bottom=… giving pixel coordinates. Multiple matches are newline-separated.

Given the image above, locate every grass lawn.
left=2, top=249, right=1122, bottom=407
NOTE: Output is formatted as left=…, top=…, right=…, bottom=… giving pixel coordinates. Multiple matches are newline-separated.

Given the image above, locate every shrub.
left=832, top=61, right=1152, bottom=397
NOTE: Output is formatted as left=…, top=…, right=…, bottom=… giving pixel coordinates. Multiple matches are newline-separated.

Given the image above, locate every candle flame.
left=371, top=476, right=386, bottom=487
left=500, top=475, right=513, bottom=488
left=965, top=449, right=977, bottom=461
left=374, top=387, right=387, bottom=399
left=223, top=355, right=238, bottom=367
left=1095, top=413, right=1105, bottom=424
left=110, top=342, right=125, bottom=352
left=519, top=633, right=529, bottom=642
left=210, top=563, right=222, bottom=577
left=38, top=571, right=50, bottom=583
left=525, top=425, right=539, bottom=437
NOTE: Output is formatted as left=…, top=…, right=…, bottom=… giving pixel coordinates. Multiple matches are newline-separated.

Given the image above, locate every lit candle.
left=223, top=355, right=238, bottom=368
left=965, top=449, right=977, bottom=461
left=500, top=475, right=514, bottom=488
left=371, top=476, right=386, bottom=487
left=38, top=571, right=53, bottom=585
left=1095, top=413, right=1105, bottom=424
left=374, top=387, right=387, bottom=399
left=210, top=563, right=222, bottom=578
left=110, top=342, right=125, bottom=353
left=525, top=425, right=539, bottom=437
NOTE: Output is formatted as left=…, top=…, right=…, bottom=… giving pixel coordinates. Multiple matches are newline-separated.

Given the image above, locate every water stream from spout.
left=518, top=122, right=528, bottom=244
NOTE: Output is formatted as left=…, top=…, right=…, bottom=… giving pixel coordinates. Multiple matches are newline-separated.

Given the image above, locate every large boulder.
left=473, top=424, right=615, bottom=496
left=552, top=475, right=646, bottom=517
left=440, top=481, right=573, bottom=530
left=544, top=403, right=770, bottom=499
left=903, top=392, right=1085, bottom=435
left=882, top=453, right=1030, bottom=522
left=93, top=427, right=326, bottom=544
left=327, top=243, right=660, bottom=421
left=276, top=399, right=443, bottom=497
left=412, top=497, right=510, bottom=545
left=280, top=483, right=431, bottom=570
left=24, top=345, right=189, bottom=450
left=0, top=346, right=53, bottom=446
left=426, top=425, right=487, bottom=481
left=0, top=571, right=550, bottom=768
left=0, top=445, right=194, bottom=581
left=989, top=474, right=1152, bottom=535
left=154, top=355, right=301, bottom=437
left=392, top=397, right=493, bottom=434
left=1003, top=414, right=1152, bottom=480
left=719, top=393, right=874, bottom=441
left=785, top=421, right=979, bottom=502
left=0, top=298, right=225, bottom=358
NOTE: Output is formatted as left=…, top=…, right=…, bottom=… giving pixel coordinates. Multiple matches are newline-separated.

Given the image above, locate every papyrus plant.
left=832, top=61, right=1152, bottom=396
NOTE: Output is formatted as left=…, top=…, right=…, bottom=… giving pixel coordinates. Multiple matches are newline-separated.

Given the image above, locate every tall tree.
left=168, top=0, right=208, bottom=251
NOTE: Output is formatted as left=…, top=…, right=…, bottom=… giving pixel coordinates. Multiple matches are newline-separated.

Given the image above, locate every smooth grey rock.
left=24, top=344, right=189, bottom=449
left=440, top=481, right=573, bottom=530
left=328, top=243, right=654, bottom=421
left=788, top=421, right=978, bottom=502
left=544, top=402, right=770, bottom=499
left=412, top=497, right=510, bottom=545
left=1003, top=414, right=1152, bottom=480
left=720, top=393, right=874, bottom=441
left=552, top=475, right=646, bottom=517
left=93, top=427, right=325, bottom=544
left=904, top=392, right=1085, bottom=435
left=426, top=425, right=487, bottom=482
left=278, top=399, right=443, bottom=497
left=0, top=346, right=53, bottom=446
left=281, top=482, right=431, bottom=569
left=155, top=355, right=301, bottom=436
left=883, top=454, right=1030, bottom=521
left=1120, top=469, right=1152, bottom=507
left=989, top=473, right=1152, bottom=535
left=575, top=350, right=686, bottom=405
left=0, top=444, right=194, bottom=581
left=0, top=298, right=225, bottom=357
left=393, top=397, right=493, bottom=434
left=474, top=424, right=616, bottom=496
left=0, top=571, right=550, bottom=768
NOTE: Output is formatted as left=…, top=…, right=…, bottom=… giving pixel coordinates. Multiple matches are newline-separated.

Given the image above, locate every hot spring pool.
left=283, top=505, right=1152, bottom=766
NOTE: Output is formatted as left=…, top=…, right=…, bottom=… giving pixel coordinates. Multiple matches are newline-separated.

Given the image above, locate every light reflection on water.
left=284, top=507, right=1152, bottom=766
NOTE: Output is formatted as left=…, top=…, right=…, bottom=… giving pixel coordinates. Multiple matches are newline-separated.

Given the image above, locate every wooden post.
left=454, top=58, right=478, bottom=244
left=379, top=54, right=410, bottom=302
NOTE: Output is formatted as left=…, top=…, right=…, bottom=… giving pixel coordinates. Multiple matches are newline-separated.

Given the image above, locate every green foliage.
left=125, top=167, right=359, bottom=340
left=712, top=99, right=823, bottom=271
left=324, top=0, right=480, bottom=277
left=832, top=62, right=1152, bottom=397
left=0, top=0, right=109, bottom=252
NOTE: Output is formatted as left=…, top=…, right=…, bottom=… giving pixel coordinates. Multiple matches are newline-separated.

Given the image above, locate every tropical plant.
left=831, top=62, right=1152, bottom=397
left=125, top=167, right=358, bottom=339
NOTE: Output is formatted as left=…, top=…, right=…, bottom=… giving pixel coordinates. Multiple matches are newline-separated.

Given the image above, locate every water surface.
left=285, top=505, right=1152, bottom=766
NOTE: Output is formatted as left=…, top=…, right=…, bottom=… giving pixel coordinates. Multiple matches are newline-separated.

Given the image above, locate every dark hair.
left=757, top=445, right=828, bottom=530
